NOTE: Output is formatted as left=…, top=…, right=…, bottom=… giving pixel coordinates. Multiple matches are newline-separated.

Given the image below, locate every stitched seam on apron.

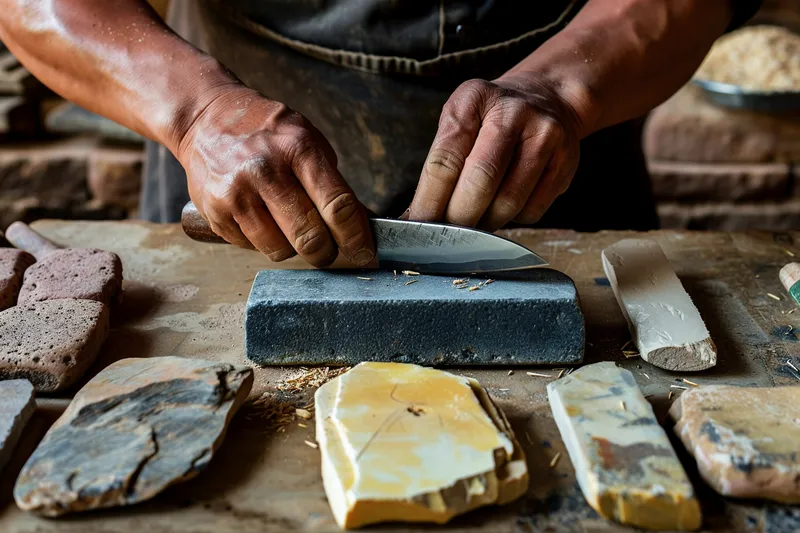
left=217, top=1, right=578, bottom=76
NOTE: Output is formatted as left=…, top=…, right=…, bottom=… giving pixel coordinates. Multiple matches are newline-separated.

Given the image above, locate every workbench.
left=0, top=221, right=798, bottom=533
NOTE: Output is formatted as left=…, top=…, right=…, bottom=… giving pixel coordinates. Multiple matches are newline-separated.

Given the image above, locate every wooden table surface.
left=1, top=221, right=798, bottom=533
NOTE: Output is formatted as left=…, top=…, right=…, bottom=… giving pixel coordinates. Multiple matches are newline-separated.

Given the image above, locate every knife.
left=181, top=201, right=547, bottom=274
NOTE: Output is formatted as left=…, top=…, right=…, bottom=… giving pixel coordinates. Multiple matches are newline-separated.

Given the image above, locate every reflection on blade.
left=370, top=219, right=548, bottom=275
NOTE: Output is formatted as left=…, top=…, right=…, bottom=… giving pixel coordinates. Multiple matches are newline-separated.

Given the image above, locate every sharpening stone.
left=245, top=269, right=584, bottom=366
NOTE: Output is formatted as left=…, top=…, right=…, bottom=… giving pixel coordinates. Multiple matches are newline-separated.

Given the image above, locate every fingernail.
left=351, top=249, right=375, bottom=266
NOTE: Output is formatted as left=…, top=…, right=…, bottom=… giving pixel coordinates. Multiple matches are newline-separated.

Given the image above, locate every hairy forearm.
left=502, top=0, right=733, bottom=138
left=0, top=0, right=241, bottom=152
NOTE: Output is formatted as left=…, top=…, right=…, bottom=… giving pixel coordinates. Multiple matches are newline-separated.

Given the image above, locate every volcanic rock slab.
left=547, top=362, right=701, bottom=531
left=246, top=269, right=584, bottom=366
left=0, top=379, right=35, bottom=475
left=14, top=356, right=253, bottom=516
left=602, top=239, right=716, bottom=371
left=315, top=362, right=528, bottom=529
left=0, top=249, right=35, bottom=311
left=17, top=248, right=122, bottom=306
left=670, top=384, right=800, bottom=503
left=0, top=299, right=109, bottom=392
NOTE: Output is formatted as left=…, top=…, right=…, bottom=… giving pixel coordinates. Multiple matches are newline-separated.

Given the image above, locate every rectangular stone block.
left=548, top=362, right=701, bottom=531
left=246, top=269, right=584, bottom=366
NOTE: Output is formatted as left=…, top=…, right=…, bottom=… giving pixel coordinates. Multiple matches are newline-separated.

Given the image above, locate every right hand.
left=175, top=86, right=375, bottom=267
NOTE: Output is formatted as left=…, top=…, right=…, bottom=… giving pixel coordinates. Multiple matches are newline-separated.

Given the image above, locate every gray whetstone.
left=246, top=269, right=585, bottom=366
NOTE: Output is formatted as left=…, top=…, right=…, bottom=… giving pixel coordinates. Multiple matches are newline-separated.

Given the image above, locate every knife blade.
left=181, top=202, right=547, bottom=274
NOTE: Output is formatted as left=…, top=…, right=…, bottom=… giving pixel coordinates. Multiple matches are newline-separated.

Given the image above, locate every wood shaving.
left=304, top=440, right=319, bottom=449
left=295, top=408, right=313, bottom=419
left=404, top=279, right=418, bottom=286
left=768, top=293, right=782, bottom=301
left=402, top=270, right=420, bottom=276
left=452, top=279, right=467, bottom=285
left=468, top=286, right=481, bottom=292
left=298, top=423, right=308, bottom=428
left=356, top=276, right=373, bottom=281
left=681, top=378, right=700, bottom=387
left=668, top=390, right=674, bottom=400
left=549, top=452, right=561, bottom=468
left=526, top=372, right=552, bottom=378
left=670, top=384, right=689, bottom=390
left=785, top=249, right=796, bottom=257
left=276, top=366, right=350, bottom=393
left=507, top=370, right=514, bottom=376
left=620, top=400, right=626, bottom=411
left=247, top=395, right=310, bottom=432
left=484, top=279, right=495, bottom=285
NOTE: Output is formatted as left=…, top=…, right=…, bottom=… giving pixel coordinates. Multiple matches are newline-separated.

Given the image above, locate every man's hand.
left=177, top=87, right=375, bottom=267
left=406, top=77, right=582, bottom=231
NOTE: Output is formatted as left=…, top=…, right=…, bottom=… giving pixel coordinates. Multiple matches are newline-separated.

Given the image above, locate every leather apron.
left=141, top=0, right=659, bottom=231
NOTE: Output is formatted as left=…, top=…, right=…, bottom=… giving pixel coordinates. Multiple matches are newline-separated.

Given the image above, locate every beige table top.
left=1, top=221, right=798, bottom=533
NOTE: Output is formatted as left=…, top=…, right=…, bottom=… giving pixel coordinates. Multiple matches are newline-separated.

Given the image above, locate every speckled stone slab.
left=0, top=379, right=35, bottom=475
left=548, top=362, right=701, bottom=531
left=0, top=249, right=35, bottom=311
left=246, top=269, right=584, bottom=366
left=316, top=362, right=528, bottom=529
left=14, top=356, right=253, bottom=516
left=670, top=385, right=800, bottom=503
left=0, top=299, right=109, bottom=392
left=17, top=248, right=123, bottom=306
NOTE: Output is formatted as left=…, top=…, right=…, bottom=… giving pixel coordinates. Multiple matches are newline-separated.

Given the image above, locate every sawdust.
left=276, top=366, right=350, bottom=393
left=247, top=394, right=315, bottom=432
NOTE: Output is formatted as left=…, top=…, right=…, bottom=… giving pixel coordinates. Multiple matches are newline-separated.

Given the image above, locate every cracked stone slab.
left=0, top=249, right=35, bottom=311
left=0, top=379, right=35, bottom=475
left=0, top=299, right=110, bottom=392
left=315, top=362, right=528, bottom=529
left=670, top=384, right=800, bottom=503
left=548, top=362, right=701, bottom=531
left=14, top=356, right=253, bottom=516
left=602, top=239, right=716, bottom=371
left=17, top=248, right=123, bottom=307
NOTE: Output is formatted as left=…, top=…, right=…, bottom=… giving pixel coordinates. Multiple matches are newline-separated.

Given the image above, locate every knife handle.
left=181, top=202, right=229, bottom=244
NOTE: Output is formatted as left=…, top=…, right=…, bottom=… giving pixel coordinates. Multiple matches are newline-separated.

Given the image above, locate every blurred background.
left=0, top=0, right=797, bottom=233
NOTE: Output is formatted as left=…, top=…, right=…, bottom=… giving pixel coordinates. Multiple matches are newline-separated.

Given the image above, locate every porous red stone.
left=0, top=249, right=35, bottom=311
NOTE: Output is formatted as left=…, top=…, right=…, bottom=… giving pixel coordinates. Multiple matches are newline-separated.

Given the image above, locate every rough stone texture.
left=246, top=269, right=585, bottom=366
left=548, top=362, right=701, bottom=531
left=0, top=248, right=34, bottom=310
left=602, top=239, right=717, bottom=371
left=316, top=362, right=528, bottom=529
left=0, top=299, right=110, bottom=392
left=644, top=84, right=800, bottom=163
left=18, top=248, right=123, bottom=306
left=14, top=356, right=253, bottom=516
left=0, top=379, right=35, bottom=475
left=648, top=161, right=791, bottom=203
left=658, top=200, right=800, bottom=231
left=670, top=385, right=800, bottom=503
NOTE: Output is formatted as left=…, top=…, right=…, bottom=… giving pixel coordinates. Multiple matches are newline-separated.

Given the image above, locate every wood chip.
left=789, top=309, right=796, bottom=315
left=526, top=372, right=552, bottom=378
left=402, top=270, right=420, bottom=276
left=643, top=373, right=650, bottom=379
left=785, top=249, right=796, bottom=257
left=549, top=452, right=562, bottom=468
left=768, top=293, right=782, bottom=301
left=295, top=408, right=313, bottom=420
left=557, top=368, right=566, bottom=379
left=681, top=378, right=700, bottom=387
left=507, top=370, right=514, bottom=376
left=356, top=277, right=373, bottom=281
left=304, top=440, right=318, bottom=449
left=468, top=286, right=481, bottom=292
left=452, top=279, right=467, bottom=285
left=404, top=280, right=418, bottom=286
left=622, top=350, right=640, bottom=359
left=668, top=390, right=674, bottom=400
left=484, top=279, right=495, bottom=285
left=298, top=423, right=308, bottom=428
left=670, top=384, right=689, bottom=390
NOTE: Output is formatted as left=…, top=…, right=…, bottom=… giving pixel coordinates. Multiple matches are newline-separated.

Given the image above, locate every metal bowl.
left=692, top=78, right=800, bottom=113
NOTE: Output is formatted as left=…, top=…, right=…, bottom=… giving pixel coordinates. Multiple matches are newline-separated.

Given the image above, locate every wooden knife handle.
left=5, top=221, right=61, bottom=259
left=181, top=201, right=228, bottom=244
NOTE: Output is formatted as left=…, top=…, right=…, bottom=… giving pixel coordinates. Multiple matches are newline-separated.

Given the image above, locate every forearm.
left=0, top=0, right=242, bottom=153
left=501, top=0, right=734, bottom=138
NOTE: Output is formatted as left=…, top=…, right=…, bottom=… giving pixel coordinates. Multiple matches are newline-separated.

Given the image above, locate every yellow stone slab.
left=314, top=362, right=528, bottom=529
left=547, top=362, right=701, bottom=531
left=670, top=385, right=800, bottom=503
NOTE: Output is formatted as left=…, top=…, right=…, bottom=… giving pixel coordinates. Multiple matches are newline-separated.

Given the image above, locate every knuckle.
left=494, top=190, right=525, bottom=216
left=294, top=224, right=331, bottom=258
left=463, top=161, right=500, bottom=197
left=267, top=247, right=297, bottom=262
left=425, top=148, right=464, bottom=185
left=323, top=192, right=359, bottom=227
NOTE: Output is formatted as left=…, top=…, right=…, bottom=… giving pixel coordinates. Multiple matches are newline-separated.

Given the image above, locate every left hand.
left=405, top=76, right=583, bottom=231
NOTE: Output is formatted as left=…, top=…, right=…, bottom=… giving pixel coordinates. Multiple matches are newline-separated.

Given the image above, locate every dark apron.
left=141, top=0, right=658, bottom=231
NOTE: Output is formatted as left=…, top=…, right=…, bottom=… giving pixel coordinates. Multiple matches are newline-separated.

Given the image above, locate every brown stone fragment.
left=14, top=356, right=253, bottom=516
left=17, top=248, right=122, bottom=306
left=0, top=248, right=34, bottom=311
left=0, top=379, right=35, bottom=475
left=671, top=385, right=800, bottom=503
left=0, top=299, right=110, bottom=392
